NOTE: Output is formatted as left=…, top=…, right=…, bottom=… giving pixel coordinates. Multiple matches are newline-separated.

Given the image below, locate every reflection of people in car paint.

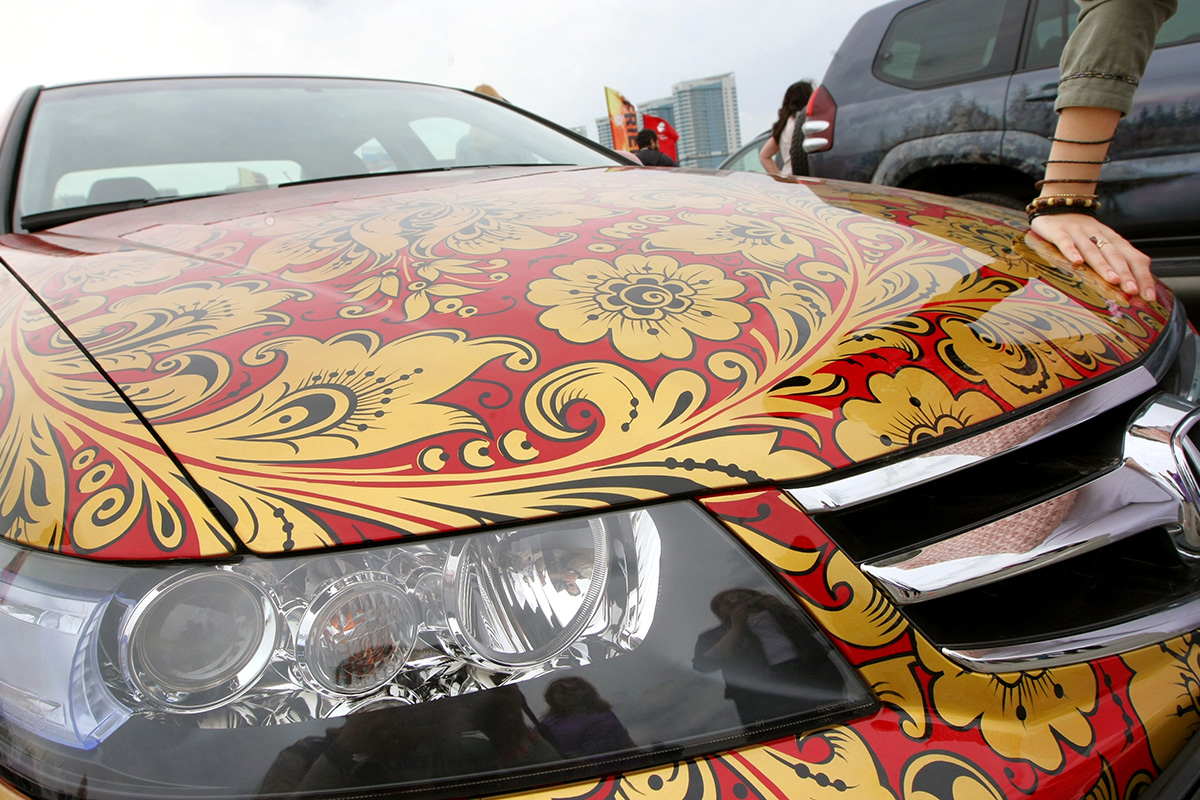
left=538, top=677, right=635, bottom=758
left=693, top=588, right=846, bottom=726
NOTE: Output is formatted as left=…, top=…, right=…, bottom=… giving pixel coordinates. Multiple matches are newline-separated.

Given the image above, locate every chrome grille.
left=788, top=304, right=1200, bottom=672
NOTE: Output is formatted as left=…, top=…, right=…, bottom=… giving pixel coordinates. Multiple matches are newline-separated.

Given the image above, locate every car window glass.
left=722, top=140, right=768, bottom=172
left=874, top=0, right=1011, bottom=87
left=1158, top=1, right=1200, bottom=47
left=409, top=117, right=472, bottom=162
left=1025, top=0, right=1077, bottom=71
left=1027, top=0, right=1196, bottom=70
left=353, top=138, right=398, bottom=173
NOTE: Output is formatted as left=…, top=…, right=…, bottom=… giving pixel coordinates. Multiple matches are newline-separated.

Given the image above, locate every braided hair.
left=770, top=81, right=814, bottom=144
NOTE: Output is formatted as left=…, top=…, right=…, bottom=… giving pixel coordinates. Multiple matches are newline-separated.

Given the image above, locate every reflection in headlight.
left=445, top=517, right=610, bottom=667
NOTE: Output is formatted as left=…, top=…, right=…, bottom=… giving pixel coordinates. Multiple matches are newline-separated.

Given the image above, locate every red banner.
left=641, top=114, right=679, bottom=162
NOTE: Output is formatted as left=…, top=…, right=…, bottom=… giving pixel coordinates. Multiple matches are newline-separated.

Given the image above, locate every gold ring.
left=1090, top=235, right=1108, bottom=248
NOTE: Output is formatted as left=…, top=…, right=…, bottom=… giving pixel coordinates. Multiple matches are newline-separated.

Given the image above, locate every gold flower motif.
left=244, top=187, right=617, bottom=283
left=835, top=367, right=1004, bottom=462
left=646, top=212, right=816, bottom=270
left=527, top=254, right=751, bottom=361
left=1123, top=635, right=1200, bottom=771
left=919, top=638, right=1098, bottom=770
left=56, top=280, right=306, bottom=372
left=936, top=300, right=1146, bottom=407
left=503, top=730, right=896, bottom=800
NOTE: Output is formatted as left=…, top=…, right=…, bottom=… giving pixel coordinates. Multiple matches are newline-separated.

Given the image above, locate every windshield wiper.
left=279, top=164, right=577, bottom=188
left=20, top=192, right=233, bottom=232
left=23, top=165, right=585, bottom=230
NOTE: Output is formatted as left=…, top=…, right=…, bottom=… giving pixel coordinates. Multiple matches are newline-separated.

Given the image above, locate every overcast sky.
left=3, top=0, right=887, bottom=145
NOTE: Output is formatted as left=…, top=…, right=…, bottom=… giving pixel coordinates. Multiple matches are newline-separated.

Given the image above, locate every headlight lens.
left=0, top=502, right=873, bottom=800
left=122, top=571, right=277, bottom=710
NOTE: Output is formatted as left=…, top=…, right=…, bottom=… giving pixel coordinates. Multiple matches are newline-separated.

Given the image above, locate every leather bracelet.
left=1041, top=158, right=1109, bottom=166
left=1026, top=195, right=1101, bottom=222
left=1047, top=135, right=1116, bottom=145
left=1035, top=179, right=1101, bottom=188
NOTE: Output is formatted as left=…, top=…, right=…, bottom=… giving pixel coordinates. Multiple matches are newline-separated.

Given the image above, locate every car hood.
left=0, top=166, right=1170, bottom=559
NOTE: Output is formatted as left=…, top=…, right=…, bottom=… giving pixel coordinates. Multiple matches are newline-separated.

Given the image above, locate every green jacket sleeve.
left=1056, top=0, right=1178, bottom=115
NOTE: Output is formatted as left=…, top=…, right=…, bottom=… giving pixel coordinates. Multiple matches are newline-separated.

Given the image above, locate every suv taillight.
left=803, top=85, right=836, bottom=153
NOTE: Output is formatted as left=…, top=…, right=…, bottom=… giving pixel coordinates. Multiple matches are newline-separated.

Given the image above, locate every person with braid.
left=758, top=81, right=814, bottom=176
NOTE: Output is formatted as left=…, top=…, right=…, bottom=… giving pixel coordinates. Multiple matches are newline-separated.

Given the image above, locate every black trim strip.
left=0, top=85, right=40, bottom=235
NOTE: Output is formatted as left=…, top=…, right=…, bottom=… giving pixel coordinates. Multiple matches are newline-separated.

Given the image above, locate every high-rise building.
left=594, top=116, right=614, bottom=150
left=639, top=97, right=676, bottom=131
left=671, top=74, right=740, bottom=169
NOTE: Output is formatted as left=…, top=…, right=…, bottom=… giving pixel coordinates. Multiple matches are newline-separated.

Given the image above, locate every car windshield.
left=16, top=76, right=619, bottom=222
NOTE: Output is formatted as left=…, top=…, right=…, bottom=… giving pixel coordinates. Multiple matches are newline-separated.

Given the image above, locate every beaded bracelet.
left=1025, top=195, right=1101, bottom=222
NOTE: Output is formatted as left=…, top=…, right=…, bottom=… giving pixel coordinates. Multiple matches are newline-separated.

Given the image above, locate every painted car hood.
left=0, top=167, right=1168, bottom=559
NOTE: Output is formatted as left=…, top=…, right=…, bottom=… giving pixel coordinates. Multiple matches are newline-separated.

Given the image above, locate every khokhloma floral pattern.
left=0, top=168, right=1166, bottom=561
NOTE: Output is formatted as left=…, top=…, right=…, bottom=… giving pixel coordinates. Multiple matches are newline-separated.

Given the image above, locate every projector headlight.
left=121, top=571, right=277, bottom=710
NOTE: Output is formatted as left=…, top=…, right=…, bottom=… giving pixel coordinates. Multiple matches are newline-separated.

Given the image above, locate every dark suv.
left=805, top=0, right=1200, bottom=281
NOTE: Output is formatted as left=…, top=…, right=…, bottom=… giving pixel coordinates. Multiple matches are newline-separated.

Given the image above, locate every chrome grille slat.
left=944, top=595, right=1200, bottom=672
left=862, top=394, right=1200, bottom=604
left=788, top=304, right=1188, bottom=514
left=788, top=368, right=1159, bottom=512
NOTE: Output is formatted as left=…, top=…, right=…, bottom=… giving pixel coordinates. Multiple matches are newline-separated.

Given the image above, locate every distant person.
left=758, top=81, right=813, bottom=176
left=1027, top=0, right=1175, bottom=303
left=473, top=83, right=506, bottom=102
left=634, top=128, right=677, bottom=167
left=457, top=83, right=530, bottom=166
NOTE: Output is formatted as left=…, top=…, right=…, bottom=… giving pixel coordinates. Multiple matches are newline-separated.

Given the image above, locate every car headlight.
left=0, top=502, right=873, bottom=800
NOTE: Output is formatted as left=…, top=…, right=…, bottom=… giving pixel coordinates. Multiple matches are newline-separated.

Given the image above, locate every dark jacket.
left=636, top=148, right=677, bottom=167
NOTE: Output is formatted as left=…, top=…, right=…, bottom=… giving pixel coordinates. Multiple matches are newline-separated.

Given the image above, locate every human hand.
left=728, top=598, right=754, bottom=628
left=1029, top=213, right=1155, bottom=302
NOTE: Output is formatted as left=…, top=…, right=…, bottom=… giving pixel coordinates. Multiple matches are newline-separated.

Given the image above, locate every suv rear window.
left=874, top=0, right=1023, bottom=88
